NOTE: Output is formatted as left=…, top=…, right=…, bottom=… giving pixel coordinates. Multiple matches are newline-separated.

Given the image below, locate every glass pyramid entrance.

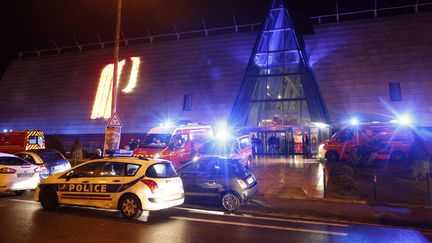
left=230, top=0, right=329, bottom=127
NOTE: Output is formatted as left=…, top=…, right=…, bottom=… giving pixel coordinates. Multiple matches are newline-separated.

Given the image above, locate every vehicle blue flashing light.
left=397, top=114, right=412, bottom=126
left=215, top=121, right=232, bottom=142
left=160, top=120, right=174, bottom=128
left=216, top=129, right=232, bottom=141
left=349, top=118, right=359, bottom=126
left=105, top=149, right=133, bottom=157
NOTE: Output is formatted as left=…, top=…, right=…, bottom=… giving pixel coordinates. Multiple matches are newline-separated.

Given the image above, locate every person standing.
left=251, top=135, right=258, bottom=157
left=128, top=138, right=136, bottom=150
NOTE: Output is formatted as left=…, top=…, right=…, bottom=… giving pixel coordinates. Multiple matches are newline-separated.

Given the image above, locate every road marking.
left=170, top=216, right=348, bottom=236
left=8, top=199, right=38, bottom=204
left=225, top=213, right=349, bottom=227
left=175, top=206, right=348, bottom=227
left=175, top=206, right=225, bottom=215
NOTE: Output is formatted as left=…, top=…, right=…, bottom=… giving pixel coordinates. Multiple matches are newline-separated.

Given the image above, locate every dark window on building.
left=389, top=83, right=402, bottom=101
left=183, top=94, right=192, bottom=111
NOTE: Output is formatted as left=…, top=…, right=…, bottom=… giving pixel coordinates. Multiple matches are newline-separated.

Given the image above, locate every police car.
left=0, top=153, right=40, bottom=195
left=35, top=156, right=184, bottom=219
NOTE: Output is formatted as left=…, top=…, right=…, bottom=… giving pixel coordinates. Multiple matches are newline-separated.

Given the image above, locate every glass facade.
left=230, top=0, right=329, bottom=127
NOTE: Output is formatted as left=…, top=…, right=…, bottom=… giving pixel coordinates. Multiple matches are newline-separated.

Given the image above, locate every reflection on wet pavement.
left=251, top=155, right=324, bottom=199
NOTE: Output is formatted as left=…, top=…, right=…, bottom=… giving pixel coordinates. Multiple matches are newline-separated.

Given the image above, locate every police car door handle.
left=82, top=180, right=89, bottom=184
left=112, top=179, right=121, bottom=182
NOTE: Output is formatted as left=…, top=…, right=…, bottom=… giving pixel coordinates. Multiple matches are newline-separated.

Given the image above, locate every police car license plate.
left=247, top=177, right=254, bottom=184
left=17, top=172, right=34, bottom=178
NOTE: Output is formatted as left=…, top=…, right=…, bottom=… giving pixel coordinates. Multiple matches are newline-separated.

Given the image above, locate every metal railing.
left=18, top=18, right=261, bottom=59
left=311, top=1, right=432, bottom=24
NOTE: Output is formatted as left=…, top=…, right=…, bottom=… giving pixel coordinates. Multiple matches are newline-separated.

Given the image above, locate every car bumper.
left=240, top=183, right=259, bottom=202
left=143, top=193, right=185, bottom=211
left=0, top=175, right=39, bottom=192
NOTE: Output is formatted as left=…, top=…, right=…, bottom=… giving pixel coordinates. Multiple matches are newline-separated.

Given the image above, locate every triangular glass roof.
left=230, top=0, right=329, bottom=127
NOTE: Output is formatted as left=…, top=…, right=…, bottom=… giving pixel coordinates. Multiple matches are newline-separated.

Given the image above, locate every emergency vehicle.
left=196, top=135, right=253, bottom=168
left=35, top=156, right=184, bottom=219
left=133, top=123, right=213, bottom=168
left=0, top=130, right=45, bottom=154
left=318, top=122, right=415, bottom=162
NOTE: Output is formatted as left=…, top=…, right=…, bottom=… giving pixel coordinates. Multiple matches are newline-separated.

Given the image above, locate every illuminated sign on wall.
left=91, top=57, right=141, bottom=119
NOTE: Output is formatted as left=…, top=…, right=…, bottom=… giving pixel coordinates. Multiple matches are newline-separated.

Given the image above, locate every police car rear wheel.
left=40, top=187, right=58, bottom=210
left=119, top=194, right=143, bottom=219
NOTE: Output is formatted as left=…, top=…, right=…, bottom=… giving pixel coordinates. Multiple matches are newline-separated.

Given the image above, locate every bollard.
left=323, top=168, right=326, bottom=198
left=373, top=174, right=377, bottom=201
left=427, top=173, right=431, bottom=205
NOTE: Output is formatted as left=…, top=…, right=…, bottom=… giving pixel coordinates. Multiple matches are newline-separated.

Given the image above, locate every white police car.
left=34, top=156, right=184, bottom=219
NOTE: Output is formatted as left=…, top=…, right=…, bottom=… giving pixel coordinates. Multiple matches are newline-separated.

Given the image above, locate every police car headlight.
left=192, top=156, right=199, bottom=162
left=318, top=144, right=324, bottom=151
left=154, top=153, right=160, bottom=158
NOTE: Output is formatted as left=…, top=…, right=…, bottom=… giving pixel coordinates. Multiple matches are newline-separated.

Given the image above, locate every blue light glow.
left=350, top=117, right=359, bottom=126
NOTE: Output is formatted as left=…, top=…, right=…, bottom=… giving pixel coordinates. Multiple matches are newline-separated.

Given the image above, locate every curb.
left=257, top=193, right=432, bottom=209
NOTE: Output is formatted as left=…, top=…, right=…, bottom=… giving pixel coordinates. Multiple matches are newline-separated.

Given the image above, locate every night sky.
left=0, top=0, right=422, bottom=77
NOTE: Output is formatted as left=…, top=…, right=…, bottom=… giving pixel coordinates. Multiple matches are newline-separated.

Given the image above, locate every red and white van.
left=133, top=124, right=213, bottom=168
left=318, top=122, right=414, bottom=162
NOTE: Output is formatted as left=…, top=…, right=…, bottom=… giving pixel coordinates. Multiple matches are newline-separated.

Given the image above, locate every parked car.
left=15, top=149, right=71, bottom=179
left=35, top=157, right=184, bottom=219
left=0, top=152, right=40, bottom=195
left=197, top=135, right=253, bottom=168
left=177, top=157, right=258, bottom=211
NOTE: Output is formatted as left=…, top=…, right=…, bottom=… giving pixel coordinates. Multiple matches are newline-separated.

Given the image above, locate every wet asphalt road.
left=0, top=192, right=431, bottom=243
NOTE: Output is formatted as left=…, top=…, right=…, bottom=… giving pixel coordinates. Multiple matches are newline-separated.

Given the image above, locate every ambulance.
left=133, top=123, right=213, bottom=168
left=0, top=130, right=45, bottom=154
left=318, top=121, right=415, bottom=162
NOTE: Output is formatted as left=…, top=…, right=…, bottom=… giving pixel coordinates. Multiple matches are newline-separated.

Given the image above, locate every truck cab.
left=133, top=124, right=213, bottom=168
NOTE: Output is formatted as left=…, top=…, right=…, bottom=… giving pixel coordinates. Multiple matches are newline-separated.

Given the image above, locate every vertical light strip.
left=91, top=60, right=126, bottom=119
left=122, top=57, right=141, bottom=93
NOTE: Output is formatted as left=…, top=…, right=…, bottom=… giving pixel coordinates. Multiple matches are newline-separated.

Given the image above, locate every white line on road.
left=170, top=216, right=348, bottom=236
left=174, top=206, right=348, bottom=227
left=8, top=199, right=38, bottom=204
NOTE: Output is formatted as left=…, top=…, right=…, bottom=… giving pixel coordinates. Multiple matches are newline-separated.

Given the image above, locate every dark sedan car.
left=177, top=157, right=258, bottom=211
left=15, top=149, right=71, bottom=179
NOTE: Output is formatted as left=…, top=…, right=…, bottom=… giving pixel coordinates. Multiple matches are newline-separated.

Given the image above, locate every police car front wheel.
left=119, top=194, right=143, bottom=219
left=40, top=187, right=58, bottom=210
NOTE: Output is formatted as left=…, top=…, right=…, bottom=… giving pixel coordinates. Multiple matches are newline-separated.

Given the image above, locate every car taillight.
left=0, top=167, right=16, bottom=174
left=237, top=180, right=247, bottom=189
left=39, top=164, right=47, bottom=172
left=141, top=179, right=159, bottom=193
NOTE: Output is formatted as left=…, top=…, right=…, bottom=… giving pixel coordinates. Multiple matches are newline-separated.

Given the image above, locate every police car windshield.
left=143, top=134, right=171, bottom=148
left=200, top=140, right=235, bottom=155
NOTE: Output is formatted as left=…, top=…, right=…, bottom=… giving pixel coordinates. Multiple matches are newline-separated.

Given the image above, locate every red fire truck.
left=318, top=122, right=414, bottom=162
left=0, top=130, right=45, bottom=154
left=133, top=123, right=213, bottom=168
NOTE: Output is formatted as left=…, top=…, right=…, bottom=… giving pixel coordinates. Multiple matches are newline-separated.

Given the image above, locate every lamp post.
left=103, top=0, right=123, bottom=155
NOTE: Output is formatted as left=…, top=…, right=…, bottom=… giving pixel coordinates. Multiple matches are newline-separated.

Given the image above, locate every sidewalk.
left=247, top=156, right=432, bottom=229
left=244, top=195, right=432, bottom=229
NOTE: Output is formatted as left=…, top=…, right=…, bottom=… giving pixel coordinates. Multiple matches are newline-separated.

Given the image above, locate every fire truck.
left=133, top=123, right=213, bottom=168
left=318, top=122, right=414, bottom=162
left=0, top=130, right=45, bottom=153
